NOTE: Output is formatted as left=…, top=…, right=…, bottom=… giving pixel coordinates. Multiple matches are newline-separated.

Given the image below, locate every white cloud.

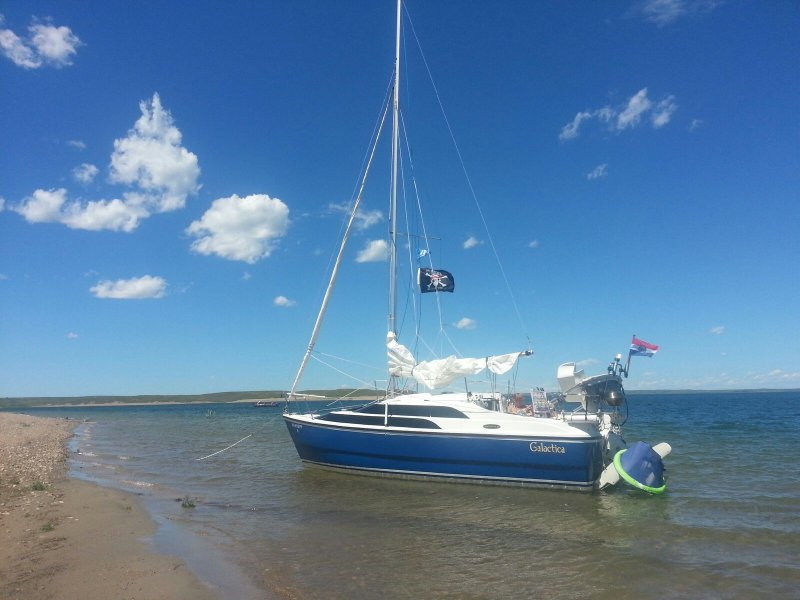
left=274, top=295, right=296, bottom=307
left=641, top=0, right=687, bottom=26
left=638, top=0, right=723, bottom=27
left=14, top=95, right=199, bottom=232
left=617, top=89, right=653, bottom=130
left=67, top=139, right=86, bottom=150
left=558, top=111, right=594, bottom=142
left=559, top=88, right=677, bottom=141
left=587, top=164, right=608, bottom=180
left=0, top=196, right=5, bottom=211
left=689, top=118, right=704, bottom=132
left=67, top=332, right=79, bottom=340
left=0, top=17, right=82, bottom=69
left=710, top=325, right=725, bottom=335
left=528, top=240, right=540, bottom=249
left=651, top=96, right=678, bottom=128
left=72, top=163, right=99, bottom=184
left=0, top=27, right=38, bottom=68
left=463, top=236, right=483, bottom=250
left=764, top=369, right=800, bottom=383
left=62, top=196, right=147, bottom=231
left=90, top=275, right=167, bottom=299
left=15, top=188, right=67, bottom=223
left=328, top=202, right=383, bottom=230
left=355, top=239, right=389, bottom=263
left=454, top=317, right=476, bottom=330
left=15, top=188, right=147, bottom=232
left=109, top=93, right=200, bottom=212
left=187, top=193, right=289, bottom=264
left=242, top=271, right=252, bottom=281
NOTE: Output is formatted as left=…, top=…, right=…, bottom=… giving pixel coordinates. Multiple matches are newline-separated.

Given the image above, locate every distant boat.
left=283, top=0, right=670, bottom=493
left=253, top=400, right=279, bottom=408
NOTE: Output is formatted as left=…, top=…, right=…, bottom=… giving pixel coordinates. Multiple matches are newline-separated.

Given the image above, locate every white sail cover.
left=387, top=332, right=523, bottom=389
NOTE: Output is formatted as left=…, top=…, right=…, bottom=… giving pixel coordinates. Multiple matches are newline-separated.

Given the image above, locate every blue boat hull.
left=284, top=415, right=604, bottom=491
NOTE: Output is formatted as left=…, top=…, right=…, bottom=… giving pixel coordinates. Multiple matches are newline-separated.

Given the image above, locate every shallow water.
left=13, top=391, right=800, bottom=599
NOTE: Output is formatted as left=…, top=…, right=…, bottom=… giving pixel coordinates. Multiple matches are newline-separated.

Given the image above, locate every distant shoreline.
left=1, top=388, right=796, bottom=409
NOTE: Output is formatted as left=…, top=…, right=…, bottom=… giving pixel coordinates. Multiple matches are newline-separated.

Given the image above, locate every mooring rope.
left=196, top=433, right=252, bottom=461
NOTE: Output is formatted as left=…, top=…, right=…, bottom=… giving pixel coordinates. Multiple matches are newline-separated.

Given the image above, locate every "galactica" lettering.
left=529, top=441, right=566, bottom=454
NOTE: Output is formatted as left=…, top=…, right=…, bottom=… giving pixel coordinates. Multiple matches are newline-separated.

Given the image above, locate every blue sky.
left=1, top=0, right=798, bottom=397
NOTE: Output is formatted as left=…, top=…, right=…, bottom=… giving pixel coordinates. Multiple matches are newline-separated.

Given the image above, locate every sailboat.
left=283, top=0, right=670, bottom=493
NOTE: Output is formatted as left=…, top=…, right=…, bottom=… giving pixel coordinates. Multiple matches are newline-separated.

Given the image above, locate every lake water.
left=12, top=391, right=800, bottom=599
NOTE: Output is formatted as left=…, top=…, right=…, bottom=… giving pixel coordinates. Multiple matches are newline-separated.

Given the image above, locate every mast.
left=388, top=0, right=401, bottom=393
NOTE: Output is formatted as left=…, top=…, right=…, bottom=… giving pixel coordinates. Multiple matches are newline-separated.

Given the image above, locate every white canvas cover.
left=387, top=332, right=522, bottom=389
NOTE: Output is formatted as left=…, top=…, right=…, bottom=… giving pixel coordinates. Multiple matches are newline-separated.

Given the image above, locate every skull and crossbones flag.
left=418, top=268, right=455, bottom=293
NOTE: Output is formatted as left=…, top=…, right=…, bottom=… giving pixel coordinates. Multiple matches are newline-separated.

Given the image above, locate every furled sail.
left=387, top=332, right=525, bottom=389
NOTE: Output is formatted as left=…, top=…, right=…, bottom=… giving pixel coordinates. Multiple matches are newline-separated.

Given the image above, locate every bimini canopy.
left=387, top=332, right=526, bottom=390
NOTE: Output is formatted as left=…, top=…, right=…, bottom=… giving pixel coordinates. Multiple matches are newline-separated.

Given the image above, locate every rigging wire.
left=403, top=6, right=532, bottom=350
left=310, top=353, right=384, bottom=391
left=313, top=75, right=396, bottom=314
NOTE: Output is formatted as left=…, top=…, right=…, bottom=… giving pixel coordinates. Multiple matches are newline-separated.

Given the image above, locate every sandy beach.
left=0, top=412, right=218, bottom=600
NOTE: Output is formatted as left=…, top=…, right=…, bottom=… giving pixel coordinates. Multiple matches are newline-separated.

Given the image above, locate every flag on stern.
left=629, top=336, right=659, bottom=357
left=418, top=268, right=454, bottom=293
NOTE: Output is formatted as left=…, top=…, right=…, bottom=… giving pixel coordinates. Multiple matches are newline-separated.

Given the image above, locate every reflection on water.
left=16, top=392, right=800, bottom=599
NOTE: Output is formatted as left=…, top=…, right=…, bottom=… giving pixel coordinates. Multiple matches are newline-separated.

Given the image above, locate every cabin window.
left=316, top=412, right=441, bottom=429
left=356, top=404, right=467, bottom=418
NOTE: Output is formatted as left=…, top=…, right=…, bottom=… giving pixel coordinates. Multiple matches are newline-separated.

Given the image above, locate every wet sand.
left=0, top=412, right=218, bottom=600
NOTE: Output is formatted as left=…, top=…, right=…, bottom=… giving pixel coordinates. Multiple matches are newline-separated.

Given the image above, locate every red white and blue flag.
left=629, top=336, right=659, bottom=357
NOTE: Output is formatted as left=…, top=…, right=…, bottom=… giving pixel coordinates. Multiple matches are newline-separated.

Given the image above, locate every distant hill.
left=0, top=388, right=380, bottom=409
left=1, top=387, right=795, bottom=409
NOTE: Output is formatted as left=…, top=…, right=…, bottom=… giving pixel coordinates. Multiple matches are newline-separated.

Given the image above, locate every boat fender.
left=613, top=441, right=668, bottom=494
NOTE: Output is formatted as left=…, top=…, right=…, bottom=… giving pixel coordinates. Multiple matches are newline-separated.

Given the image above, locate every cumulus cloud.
left=454, top=317, right=476, bottom=330
left=328, top=202, right=383, bottom=230
left=67, top=332, right=79, bottom=340
left=463, top=236, right=483, bottom=250
left=587, top=164, right=608, bottom=180
left=355, top=239, right=389, bottom=263
left=67, top=139, right=86, bottom=150
left=274, top=295, right=296, bottom=307
left=187, top=193, right=289, bottom=264
left=710, top=325, right=725, bottom=335
left=109, top=93, right=200, bottom=212
left=0, top=16, right=82, bottom=68
left=14, top=95, right=200, bottom=232
left=15, top=188, right=146, bottom=232
left=72, top=163, right=99, bottom=184
left=559, top=88, right=677, bottom=141
left=90, top=275, right=167, bottom=299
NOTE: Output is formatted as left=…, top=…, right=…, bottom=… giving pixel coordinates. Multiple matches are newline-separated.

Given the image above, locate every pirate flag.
left=418, top=268, right=455, bottom=293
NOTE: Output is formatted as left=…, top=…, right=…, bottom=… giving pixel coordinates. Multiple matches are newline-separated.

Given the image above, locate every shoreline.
left=0, top=412, right=219, bottom=599
left=1, top=396, right=380, bottom=409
